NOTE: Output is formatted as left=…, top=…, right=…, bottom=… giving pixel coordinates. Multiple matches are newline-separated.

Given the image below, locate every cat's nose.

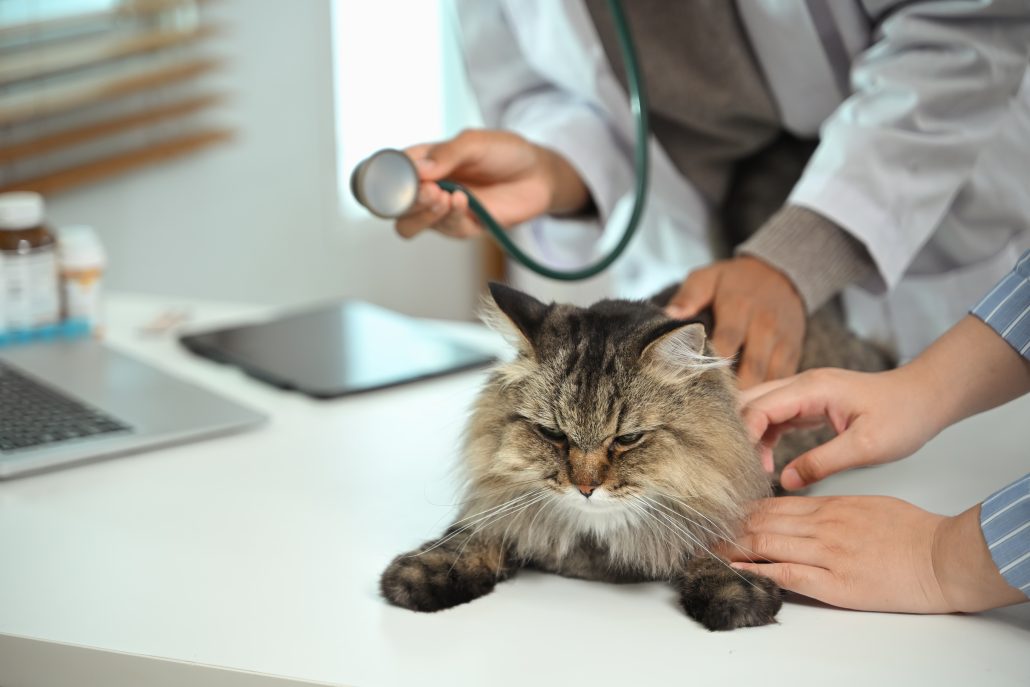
left=576, top=484, right=596, bottom=498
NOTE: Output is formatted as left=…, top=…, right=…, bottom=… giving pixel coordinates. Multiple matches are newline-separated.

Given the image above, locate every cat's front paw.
left=380, top=538, right=511, bottom=612
left=675, top=558, right=782, bottom=631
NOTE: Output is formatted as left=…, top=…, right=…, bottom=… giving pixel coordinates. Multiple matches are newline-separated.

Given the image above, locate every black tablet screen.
left=180, top=301, right=495, bottom=399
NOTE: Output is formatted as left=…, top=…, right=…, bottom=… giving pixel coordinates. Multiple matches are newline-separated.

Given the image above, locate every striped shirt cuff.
left=980, top=473, right=1030, bottom=598
left=970, top=250, right=1030, bottom=360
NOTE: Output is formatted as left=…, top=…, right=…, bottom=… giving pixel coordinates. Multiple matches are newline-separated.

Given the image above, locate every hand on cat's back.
left=666, top=256, right=806, bottom=388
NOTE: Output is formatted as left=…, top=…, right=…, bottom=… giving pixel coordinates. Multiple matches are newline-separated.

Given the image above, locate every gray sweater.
left=585, top=0, right=872, bottom=312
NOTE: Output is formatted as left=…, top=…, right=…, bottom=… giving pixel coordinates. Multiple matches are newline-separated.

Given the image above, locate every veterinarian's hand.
left=395, top=129, right=590, bottom=239
left=665, top=257, right=805, bottom=388
left=739, top=368, right=938, bottom=490
left=729, top=496, right=1027, bottom=613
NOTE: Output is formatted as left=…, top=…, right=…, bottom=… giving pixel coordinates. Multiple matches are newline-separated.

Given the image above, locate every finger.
left=730, top=562, right=834, bottom=600
left=736, top=321, right=776, bottom=389
left=402, top=143, right=441, bottom=181
left=736, top=532, right=829, bottom=567
left=395, top=181, right=445, bottom=218
left=738, top=376, right=797, bottom=407
left=746, top=496, right=824, bottom=517
left=434, top=191, right=481, bottom=239
left=739, top=376, right=832, bottom=441
left=415, top=131, right=487, bottom=181
left=666, top=268, right=718, bottom=318
left=742, top=407, right=821, bottom=449
left=403, top=143, right=432, bottom=162
left=741, top=511, right=818, bottom=539
left=721, top=544, right=771, bottom=563
left=759, top=444, right=774, bottom=473
left=767, top=338, right=802, bottom=381
left=710, top=301, right=748, bottom=360
left=395, top=189, right=451, bottom=239
left=780, top=428, right=868, bottom=491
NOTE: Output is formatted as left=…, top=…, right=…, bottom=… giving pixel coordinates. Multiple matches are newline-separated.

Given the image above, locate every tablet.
left=180, top=301, right=496, bottom=399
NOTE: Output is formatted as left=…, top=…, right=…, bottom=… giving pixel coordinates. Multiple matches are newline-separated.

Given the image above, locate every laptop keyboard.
left=0, top=361, right=132, bottom=453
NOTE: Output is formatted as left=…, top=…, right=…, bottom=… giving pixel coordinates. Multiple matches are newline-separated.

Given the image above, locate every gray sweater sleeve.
left=736, top=205, right=874, bottom=313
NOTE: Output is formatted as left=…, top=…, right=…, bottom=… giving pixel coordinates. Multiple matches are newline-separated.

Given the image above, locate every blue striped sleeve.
left=980, top=473, right=1030, bottom=598
left=970, top=250, right=1030, bottom=359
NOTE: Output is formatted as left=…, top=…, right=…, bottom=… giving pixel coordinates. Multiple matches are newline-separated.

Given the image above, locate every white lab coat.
left=454, top=0, right=1030, bottom=360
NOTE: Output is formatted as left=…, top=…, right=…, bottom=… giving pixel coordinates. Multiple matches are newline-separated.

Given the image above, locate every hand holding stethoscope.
left=388, top=130, right=590, bottom=242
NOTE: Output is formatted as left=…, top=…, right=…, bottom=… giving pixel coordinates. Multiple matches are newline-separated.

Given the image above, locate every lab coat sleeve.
left=789, top=0, right=1030, bottom=291
left=453, top=0, right=633, bottom=231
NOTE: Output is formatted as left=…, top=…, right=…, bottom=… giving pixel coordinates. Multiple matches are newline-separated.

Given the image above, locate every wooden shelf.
left=0, top=94, right=224, bottom=164
left=0, top=58, right=220, bottom=127
left=0, top=128, right=234, bottom=196
left=0, top=25, right=217, bottom=87
left=0, top=1, right=229, bottom=199
left=0, top=0, right=210, bottom=42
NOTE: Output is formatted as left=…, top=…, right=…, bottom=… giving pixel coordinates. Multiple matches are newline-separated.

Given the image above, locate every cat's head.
left=466, top=283, right=769, bottom=554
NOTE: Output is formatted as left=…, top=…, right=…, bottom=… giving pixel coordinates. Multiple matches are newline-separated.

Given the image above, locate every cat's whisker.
left=648, top=491, right=737, bottom=542
left=638, top=494, right=728, bottom=547
left=524, top=495, right=557, bottom=552
left=447, top=492, right=550, bottom=576
left=410, top=491, right=545, bottom=556
left=457, top=492, right=550, bottom=551
left=640, top=494, right=767, bottom=564
left=636, top=500, right=689, bottom=555
left=622, top=499, right=676, bottom=575
left=496, top=494, right=551, bottom=575
left=447, top=490, right=543, bottom=530
left=643, top=494, right=768, bottom=564
left=635, top=498, right=767, bottom=593
left=422, top=481, right=544, bottom=509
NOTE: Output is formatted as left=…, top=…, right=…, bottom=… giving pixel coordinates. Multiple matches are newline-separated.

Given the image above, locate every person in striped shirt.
left=728, top=250, right=1029, bottom=613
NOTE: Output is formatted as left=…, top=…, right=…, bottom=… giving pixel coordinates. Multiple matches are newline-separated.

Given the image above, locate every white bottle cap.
left=0, top=192, right=45, bottom=230
left=57, top=225, right=107, bottom=271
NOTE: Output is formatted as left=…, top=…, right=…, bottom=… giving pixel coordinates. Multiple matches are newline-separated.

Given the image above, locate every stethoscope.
left=350, top=0, right=647, bottom=282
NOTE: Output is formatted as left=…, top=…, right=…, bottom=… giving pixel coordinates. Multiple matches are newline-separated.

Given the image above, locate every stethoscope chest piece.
left=350, top=148, right=419, bottom=219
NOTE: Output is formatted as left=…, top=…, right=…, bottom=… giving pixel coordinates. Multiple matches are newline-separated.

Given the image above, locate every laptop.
left=0, top=632, right=340, bottom=687
left=0, top=340, right=265, bottom=479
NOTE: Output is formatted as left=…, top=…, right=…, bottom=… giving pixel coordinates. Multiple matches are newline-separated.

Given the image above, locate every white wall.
left=44, top=0, right=482, bottom=321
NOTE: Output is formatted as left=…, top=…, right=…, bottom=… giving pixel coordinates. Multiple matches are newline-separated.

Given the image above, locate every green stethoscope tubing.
left=439, top=0, right=649, bottom=281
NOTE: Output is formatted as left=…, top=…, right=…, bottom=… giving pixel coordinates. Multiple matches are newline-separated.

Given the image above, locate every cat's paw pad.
left=380, top=549, right=499, bottom=613
left=676, top=567, right=782, bottom=631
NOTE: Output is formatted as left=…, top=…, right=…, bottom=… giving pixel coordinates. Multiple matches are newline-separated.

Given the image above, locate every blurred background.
left=0, top=0, right=496, bottom=321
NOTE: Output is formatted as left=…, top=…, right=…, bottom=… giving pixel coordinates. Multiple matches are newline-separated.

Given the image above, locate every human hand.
left=740, top=367, right=941, bottom=490
left=729, top=496, right=1027, bottom=614
left=665, top=257, right=805, bottom=388
left=394, top=129, right=589, bottom=240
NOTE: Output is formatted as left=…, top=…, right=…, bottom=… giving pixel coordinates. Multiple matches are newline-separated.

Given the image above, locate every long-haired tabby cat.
left=380, top=282, right=892, bottom=631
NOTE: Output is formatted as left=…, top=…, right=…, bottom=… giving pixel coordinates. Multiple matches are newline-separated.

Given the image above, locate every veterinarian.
left=393, top=1, right=1030, bottom=387
left=732, top=251, right=1029, bottom=613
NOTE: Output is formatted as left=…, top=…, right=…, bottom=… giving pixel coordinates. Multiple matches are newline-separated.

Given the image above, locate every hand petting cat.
left=665, top=256, right=806, bottom=388
left=732, top=315, right=1030, bottom=614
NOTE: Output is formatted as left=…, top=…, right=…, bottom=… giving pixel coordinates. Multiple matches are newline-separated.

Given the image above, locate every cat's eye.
left=613, top=432, right=644, bottom=447
left=535, top=424, right=567, bottom=443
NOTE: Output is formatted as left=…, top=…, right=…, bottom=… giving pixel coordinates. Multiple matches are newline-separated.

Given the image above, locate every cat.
left=380, top=282, right=893, bottom=631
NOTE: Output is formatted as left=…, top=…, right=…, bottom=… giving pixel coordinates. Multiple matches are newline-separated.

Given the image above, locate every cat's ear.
left=481, top=282, right=548, bottom=353
left=639, top=320, right=729, bottom=379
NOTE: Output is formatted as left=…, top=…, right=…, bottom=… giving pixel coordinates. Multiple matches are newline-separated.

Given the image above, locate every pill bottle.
left=0, top=192, right=60, bottom=332
left=57, top=225, right=107, bottom=336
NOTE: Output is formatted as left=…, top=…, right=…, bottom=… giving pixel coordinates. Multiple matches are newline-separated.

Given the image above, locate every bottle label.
left=62, top=267, right=103, bottom=329
left=1, top=246, right=60, bottom=330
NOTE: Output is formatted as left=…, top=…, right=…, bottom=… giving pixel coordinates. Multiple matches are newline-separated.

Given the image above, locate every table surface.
left=1, top=293, right=1028, bottom=687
